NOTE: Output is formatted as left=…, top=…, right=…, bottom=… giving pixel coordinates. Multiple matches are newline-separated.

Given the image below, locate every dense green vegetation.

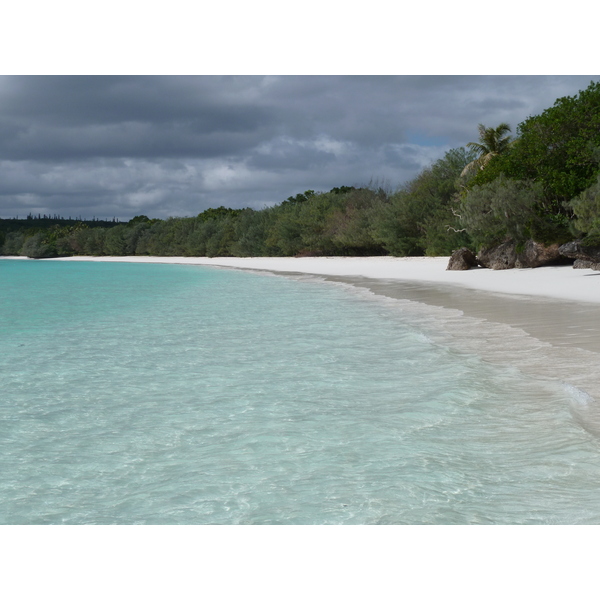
left=0, top=215, right=122, bottom=259
left=3, top=81, right=600, bottom=259
left=465, top=81, right=600, bottom=246
left=0, top=148, right=478, bottom=258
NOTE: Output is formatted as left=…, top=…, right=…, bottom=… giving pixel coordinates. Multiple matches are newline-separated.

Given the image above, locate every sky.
left=1, top=75, right=598, bottom=221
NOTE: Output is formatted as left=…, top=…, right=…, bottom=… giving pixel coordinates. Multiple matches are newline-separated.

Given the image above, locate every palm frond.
left=464, top=123, right=513, bottom=171
left=465, top=142, right=488, bottom=157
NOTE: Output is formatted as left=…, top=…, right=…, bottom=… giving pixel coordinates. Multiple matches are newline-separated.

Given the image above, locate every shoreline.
left=41, top=254, right=600, bottom=304
left=13, top=254, right=600, bottom=432
left=30, top=255, right=600, bottom=352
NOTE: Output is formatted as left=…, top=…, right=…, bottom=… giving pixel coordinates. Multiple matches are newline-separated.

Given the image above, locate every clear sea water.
left=2, top=258, right=600, bottom=525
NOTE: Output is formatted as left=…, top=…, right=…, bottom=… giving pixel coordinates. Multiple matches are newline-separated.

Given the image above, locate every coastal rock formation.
left=477, top=241, right=517, bottom=270
left=447, top=247, right=479, bottom=270
left=477, top=239, right=568, bottom=270
left=515, top=240, right=562, bottom=268
left=573, top=259, right=597, bottom=269
left=573, top=259, right=600, bottom=270
left=559, top=241, right=600, bottom=270
left=558, top=240, right=600, bottom=263
left=446, top=239, right=600, bottom=272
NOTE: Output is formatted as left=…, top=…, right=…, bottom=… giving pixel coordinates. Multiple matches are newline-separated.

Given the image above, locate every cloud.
left=0, top=75, right=597, bottom=219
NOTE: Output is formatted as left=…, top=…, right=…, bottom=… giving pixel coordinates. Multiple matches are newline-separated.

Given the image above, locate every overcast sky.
left=0, top=75, right=598, bottom=221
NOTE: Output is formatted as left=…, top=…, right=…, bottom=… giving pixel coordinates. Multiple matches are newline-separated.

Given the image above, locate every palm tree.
left=460, top=123, right=513, bottom=177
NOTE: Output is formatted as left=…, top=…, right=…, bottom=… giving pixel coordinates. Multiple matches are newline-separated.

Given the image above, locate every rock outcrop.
left=476, top=239, right=570, bottom=270
left=447, top=247, right=479, bottom=270
left=448, top=239, right=600, bottom=271
left=477, top=241, right=517, bottom=270
left=573, top=259, right=597, bottom=269
left=515, top=240, right=562, bottom=268
left=559, top=241, right=600, bottom=269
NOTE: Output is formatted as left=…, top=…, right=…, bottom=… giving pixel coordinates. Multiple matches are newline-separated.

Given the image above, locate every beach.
left=49, top=255, right=600, bottom=304
left=46, top=255, right=600, bottom=435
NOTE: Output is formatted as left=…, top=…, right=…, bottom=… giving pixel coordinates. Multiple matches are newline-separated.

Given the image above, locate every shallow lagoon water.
left=1, top=258, right=600, bottom=524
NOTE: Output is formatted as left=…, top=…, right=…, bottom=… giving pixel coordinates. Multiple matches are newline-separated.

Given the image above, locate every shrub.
left=459, top=174, right=543, bottom=248
left=568, top=172, right=600, bottom=245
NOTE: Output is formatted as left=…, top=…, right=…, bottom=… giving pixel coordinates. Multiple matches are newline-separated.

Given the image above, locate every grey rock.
left=479, top=239, right=571, bottom=270
left=477, top=241, right=517, bottom=270
left=559, top=241, right=600, bottom=262
left=447, top=247, right=479, bottom=270
left=515, top=240, right=562, bottom=268
left=573, top=259, right=597, bottom=269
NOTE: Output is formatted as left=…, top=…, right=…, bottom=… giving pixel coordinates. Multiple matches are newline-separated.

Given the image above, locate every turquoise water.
left=1, top=258, right=600, bottom=524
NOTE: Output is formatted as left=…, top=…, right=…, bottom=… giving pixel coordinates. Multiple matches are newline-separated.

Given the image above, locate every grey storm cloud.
left=0, top=75, right=597, bottom=220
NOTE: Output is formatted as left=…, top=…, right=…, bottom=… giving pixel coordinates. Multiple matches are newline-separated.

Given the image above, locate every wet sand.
left=331, top=275, right=600, bottom=353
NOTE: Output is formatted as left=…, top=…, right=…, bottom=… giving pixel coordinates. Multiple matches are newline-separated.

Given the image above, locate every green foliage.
left=197, top=206, right=242, bottom=222
left=128, top=215, right=151, bottom=225
left=263, top=202, right=305, bottom=255
left=229, top=209, right=275, bottom=256
left=461, top=123, right=513, bottom=177
left=294, top=192, right=341, bottom=254
left=2, top=231, right=25, bottom=255
left=205, top=218, right=238, bottom=257
left=370, top=189, right=425, bottom=255
left=0, top=216, right=120, bottom=256
left=568, top=173, right=600, bottom=245
left=103, top=226, right=127, bottom=255
left=19, top=233, right=53, bottom=258
left=329, top=186, right=355, bottom=195
left=285, top=190, right=316, bottom=204
left=11, top=222, right=91, bottom=258
left=256, top=187, right=386, bottom=256
left=76, top=227, right=106, bottom=255
left=470, top=81, right=600, bottom=215
left=324, top=188, right=387, bottom=255
left=421, top=206, right=472, bottom=256
left=371, top=147, right=477, bottom=255
left=459, top=175, right=543, bottom=248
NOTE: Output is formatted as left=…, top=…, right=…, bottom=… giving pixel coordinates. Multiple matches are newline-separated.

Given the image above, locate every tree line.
left=3, top=81, right=600, bottom=259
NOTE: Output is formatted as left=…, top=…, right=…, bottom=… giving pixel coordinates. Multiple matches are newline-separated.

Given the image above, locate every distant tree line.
left=0, top=152, right=474, bottom=258
left=3, top=81, right=600, bottom=259
left=0, top=217, right=122, bottom=258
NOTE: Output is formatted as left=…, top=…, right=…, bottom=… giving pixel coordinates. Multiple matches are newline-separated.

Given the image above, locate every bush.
left=568, top=173, right=600, bottom=245
left=20, top=233, right=56, bottom=258
left=469, top=81, right=600, bottom=216
left=459, top=174, right=543, bottom=248
left=2, top=231, right=25, bottom=255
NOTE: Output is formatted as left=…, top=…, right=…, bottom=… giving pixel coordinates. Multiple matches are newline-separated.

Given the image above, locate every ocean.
left=2, top=257, right=600, bottom=524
